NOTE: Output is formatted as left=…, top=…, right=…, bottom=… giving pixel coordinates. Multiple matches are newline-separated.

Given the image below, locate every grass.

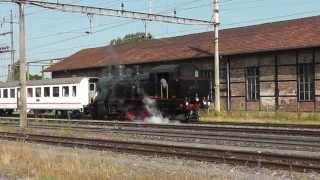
left=200, top=110, right=320, bottom=125
left=0, top=140, right=316, bottom=180
left=0, top=126, right=317, bottom=179
left=0, top=141, right=230, bottom=180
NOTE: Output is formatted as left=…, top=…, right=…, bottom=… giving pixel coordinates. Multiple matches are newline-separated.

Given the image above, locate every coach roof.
left=46, top=15, right=320, bottom=72
left=0, top=77, right=86, bottom=88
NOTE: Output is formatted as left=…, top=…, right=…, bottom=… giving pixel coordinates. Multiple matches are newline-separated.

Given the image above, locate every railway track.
left=1, top=117, right=320, bottom=136
left=1, top=117, right=320, bottom=152
left=0, top=131, right=319, bottom=172
left=5, top=114, right=320, bottom=127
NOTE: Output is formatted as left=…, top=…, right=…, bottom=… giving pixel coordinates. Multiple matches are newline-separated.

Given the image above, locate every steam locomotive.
left=89, top=64, right=212, bottom=122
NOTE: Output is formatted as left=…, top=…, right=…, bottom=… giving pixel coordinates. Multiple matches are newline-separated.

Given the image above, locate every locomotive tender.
left=0, top=77, right=98, bottom=117
left=90, top=64, right=211, bottom=122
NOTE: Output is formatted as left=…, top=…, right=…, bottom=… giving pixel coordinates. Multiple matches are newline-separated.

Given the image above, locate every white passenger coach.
left=0, top=77, right=98, bottom=117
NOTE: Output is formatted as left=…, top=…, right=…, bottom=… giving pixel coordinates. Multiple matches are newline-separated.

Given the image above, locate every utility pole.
left=213, top=0, right=220, bottom=112
left=19, top=1, right=27, bottom=128
left=10, top=9, right=15, bottom=81
left=144, top=0, right=152, bottom=39
left=0, top=10, right=15, bottom=82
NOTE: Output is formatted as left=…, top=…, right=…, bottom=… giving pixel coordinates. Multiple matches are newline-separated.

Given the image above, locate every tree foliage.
left=110, top=32, right=153, bottom=45
left=12, top=62, right=42, bottom=81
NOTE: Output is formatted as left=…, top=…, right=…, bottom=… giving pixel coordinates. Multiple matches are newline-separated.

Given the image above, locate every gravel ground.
left=102, top=129, right=320, bottom=152
left=0, top=140, right=319, bottom=180
left=20, top=125, right=320, bottom=152
left=1, top=125, right=319, bottom=153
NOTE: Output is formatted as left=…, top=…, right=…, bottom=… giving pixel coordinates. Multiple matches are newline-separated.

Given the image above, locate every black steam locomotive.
left=89, top=64, right=212, bottom=122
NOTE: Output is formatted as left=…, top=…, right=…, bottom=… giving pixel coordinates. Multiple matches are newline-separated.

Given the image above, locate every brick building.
left=46, top=16, right=320, bottom=112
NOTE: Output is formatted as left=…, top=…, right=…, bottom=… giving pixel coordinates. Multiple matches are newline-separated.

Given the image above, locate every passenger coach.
left=0, top=77, right=98, bottom=117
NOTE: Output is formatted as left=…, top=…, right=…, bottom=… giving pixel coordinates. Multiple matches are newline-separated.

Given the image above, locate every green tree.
left=12, top=62, right=42, bottom=81
left=110, top=32, right=153, bottom=45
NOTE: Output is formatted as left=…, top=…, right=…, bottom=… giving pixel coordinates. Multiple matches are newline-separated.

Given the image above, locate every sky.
left=0, top=0, right=320, bottom=80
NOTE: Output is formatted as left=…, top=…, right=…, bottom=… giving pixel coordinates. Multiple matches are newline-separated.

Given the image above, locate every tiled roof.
left=46, top=15, right=320, bottom=72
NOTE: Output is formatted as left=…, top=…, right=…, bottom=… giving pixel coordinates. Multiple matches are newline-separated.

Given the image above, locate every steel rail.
left=1, top=121, right=320, bottom=152
left=30, top=124, right=320, bottom=152
left=2, top=116, right=320, bottom=129
left=0, top=131, right=319, bottom=172
left=1, top=117, right=320, bottom=136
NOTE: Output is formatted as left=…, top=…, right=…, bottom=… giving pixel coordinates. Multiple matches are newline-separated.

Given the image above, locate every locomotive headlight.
left=208, top=101, right=211, bottom=105
left=195, top=97, right=199, bottom=102
left=185, top=102, right=189, bottom=106
left=203, top=101, right=207, bottom=105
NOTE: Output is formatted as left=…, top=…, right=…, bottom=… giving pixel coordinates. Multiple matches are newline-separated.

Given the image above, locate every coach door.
left=157, top=73, right=169, bottom=99
left=89, top=78, right=98, bottom=103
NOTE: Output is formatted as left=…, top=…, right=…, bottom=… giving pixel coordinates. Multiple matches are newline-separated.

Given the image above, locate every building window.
left=72, top=86, right=77, bottom=97
left=298, top=63, right=314, bottom=101
left=62, top=86, right=69, bottom=97
left=10, top=89, right=15, bottom=98
left=36, top=87, right=41, bottom=97
left=44, top=87, right=50, bottom=97
left=246, top=67, right=259, bottom=101
left=3, top=89, right=8, bottom=98
left=53, top=87, right=59, bottom=97
left=27, top=88, right=33, bottom=97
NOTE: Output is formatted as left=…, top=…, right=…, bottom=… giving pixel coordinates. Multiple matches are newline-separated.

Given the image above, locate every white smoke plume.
left=142, top=96, right=170, bottom=124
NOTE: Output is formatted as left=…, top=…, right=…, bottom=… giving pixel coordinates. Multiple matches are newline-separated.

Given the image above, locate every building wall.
left=228, top=48, right=320, bottom=112
left=51, top=47, right=320, bottom=112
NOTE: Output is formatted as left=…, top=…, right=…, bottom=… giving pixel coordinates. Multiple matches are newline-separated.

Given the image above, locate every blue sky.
left=0, top=0, right=320, bottom=79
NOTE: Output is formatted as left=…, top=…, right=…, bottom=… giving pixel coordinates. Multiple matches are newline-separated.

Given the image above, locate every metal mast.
left=10, top=9, right=15, bottom=81
left=18, top=2, right=27, bottom=128
left=144, top=0, right=153, bottom=39
left=213, top=0, right=220, bottom=112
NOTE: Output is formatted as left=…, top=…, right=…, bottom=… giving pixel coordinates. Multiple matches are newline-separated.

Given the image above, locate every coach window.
left=44, top=87, right=50, bottom=97
left=36, top=87, right=41, bottom=97
left=53, top=87, right=59, bottom=97
left=246, top=67, right=260, bottom=101
left=0, top=89, right=1, bottom=98
left=298, top=63, right=315, bottom=101
left=62, top=86, right=69, bottom=97
left=3, top=89, right=8, bottom=98
left=72, top=86, right=77, bottom=97
left=10, top=88, right=15, bottom=98
left=27, top=88, right=33, bottom=97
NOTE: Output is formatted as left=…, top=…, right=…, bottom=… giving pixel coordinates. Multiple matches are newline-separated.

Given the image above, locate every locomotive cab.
left=89, top=78, right=98, bottom=103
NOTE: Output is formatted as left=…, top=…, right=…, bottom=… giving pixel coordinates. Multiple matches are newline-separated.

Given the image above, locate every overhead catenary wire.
left=26, top=0, right=314, bottom=43
left=4, top=0, right=319, bottom=63
left=26, top=0, right=212, bottom=52
left=27, top=7, right=320, bottom=57
left=27, top=1, right=204, bottom=41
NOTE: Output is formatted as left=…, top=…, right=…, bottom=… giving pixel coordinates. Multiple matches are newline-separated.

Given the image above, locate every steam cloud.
left=142, top=97, right=170, bottom=124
